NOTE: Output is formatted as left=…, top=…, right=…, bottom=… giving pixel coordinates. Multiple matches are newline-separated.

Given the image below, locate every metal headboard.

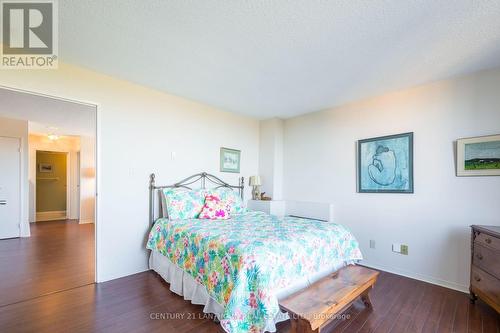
left=149, top=172, right=244, bottom=225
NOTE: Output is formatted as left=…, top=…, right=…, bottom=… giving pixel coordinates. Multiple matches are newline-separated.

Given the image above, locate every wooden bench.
left=279, top=265, right=379, bottom=333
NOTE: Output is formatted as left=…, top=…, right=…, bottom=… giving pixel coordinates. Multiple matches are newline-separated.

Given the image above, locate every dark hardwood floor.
left=0, top=220, right=94, bottom=306
left=0, top=268, right=498, bottom=333
left=0, top=221, right=497, bottom=332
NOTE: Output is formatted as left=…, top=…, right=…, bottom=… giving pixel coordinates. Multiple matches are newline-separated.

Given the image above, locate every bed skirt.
left=149, top=250, right=289, bottom=332
left=149, top=250, right=355, bottom=332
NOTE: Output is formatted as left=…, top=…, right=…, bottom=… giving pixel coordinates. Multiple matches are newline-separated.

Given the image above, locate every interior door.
left=0, top=137, right=21, bottom=239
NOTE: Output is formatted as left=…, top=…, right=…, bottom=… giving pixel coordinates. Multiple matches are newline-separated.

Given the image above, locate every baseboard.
left=97, top=266, right=149, bottom=283
left=79, top=218, right=94, bottom=224
left=96, top=260, right=469, bottom=295
left=360, top=261, right=469, bottom=294
left=36, top=211, right=67, bottom=222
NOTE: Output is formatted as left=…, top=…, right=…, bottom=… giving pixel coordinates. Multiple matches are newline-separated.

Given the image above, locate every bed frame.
left=149, top=172, right=244, bottom=225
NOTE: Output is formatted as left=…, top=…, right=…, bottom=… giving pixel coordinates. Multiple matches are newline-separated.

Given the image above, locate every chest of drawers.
left=470, top=225, right=500, bottom=313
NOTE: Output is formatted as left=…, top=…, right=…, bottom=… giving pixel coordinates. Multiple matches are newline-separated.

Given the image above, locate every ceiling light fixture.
left=47, top=133, right=60, bottom=141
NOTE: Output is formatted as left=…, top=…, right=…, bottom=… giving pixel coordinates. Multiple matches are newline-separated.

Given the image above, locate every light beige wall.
left=0, top=63, right=260, bottom=282
left=282, top=68, right=500, bottom=292
left=0, top=116, right=29, bottom=236
left=259, top=118, right=284, bottom=199
left=29, top=134, right=80, bottom=151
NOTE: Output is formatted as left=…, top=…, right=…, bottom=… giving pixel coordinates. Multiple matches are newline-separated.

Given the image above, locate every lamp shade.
left=249, top=176, right=261, bottom=186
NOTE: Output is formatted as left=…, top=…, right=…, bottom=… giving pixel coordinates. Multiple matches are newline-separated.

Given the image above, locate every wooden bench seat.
left=279, top=265, right=379, bottom=333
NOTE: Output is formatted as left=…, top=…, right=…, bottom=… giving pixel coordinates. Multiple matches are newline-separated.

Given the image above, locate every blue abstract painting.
left=358, top=133, right=413, bottom=193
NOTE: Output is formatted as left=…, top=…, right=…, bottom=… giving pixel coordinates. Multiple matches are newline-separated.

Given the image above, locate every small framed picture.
left=357, top=132, right=414, bottom=193
left=456, top=134, right=500, bottom=176
left=39, top=163, right=53, bottom=173
left=220, top=147, right=241, bottom=173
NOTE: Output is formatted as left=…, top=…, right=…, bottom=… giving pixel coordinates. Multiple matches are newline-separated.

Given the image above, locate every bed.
left=147, top=172, right=363, bottom=333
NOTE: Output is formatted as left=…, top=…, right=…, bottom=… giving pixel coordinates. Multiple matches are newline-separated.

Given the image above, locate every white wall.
left=0, top=117, right=29, bottom=237
left=0, top=63, right=259, bottom=282
left=282, top=68, right=500, bottom=292
left=79, top=135, right=96, bottom=224
left=28, top=134, right=81, bottom=222
left=259, top=118, right=284, bottom=200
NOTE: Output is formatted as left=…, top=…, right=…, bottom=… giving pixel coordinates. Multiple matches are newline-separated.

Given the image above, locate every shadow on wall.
left=79, top=134, right=96, bottom=225
left=80, top=167, right=95, bottom=224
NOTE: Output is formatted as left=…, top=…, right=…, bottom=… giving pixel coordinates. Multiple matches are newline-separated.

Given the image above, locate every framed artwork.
left=220, top=147, right=241, bottom=173
left=456, top=134, right=500, bottom=176
left=357, top=132, right=414, bottom=193
left=39, top=163, right=53, bottom=173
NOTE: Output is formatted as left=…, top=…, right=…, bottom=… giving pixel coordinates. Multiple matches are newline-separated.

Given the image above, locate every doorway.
left=0, top=87, right=97, bottom=306
left=36, top=151, right=68, bottom=222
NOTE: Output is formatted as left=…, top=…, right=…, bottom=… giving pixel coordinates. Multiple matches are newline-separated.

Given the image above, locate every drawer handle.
left=474, top=276, right=481, bottom=282
left=476, top=254, right=483, bottom=260
left=485, top=238, right=492, bottom=244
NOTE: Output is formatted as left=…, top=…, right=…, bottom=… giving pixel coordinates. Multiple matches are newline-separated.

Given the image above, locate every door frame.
left=33, top=150, right=71, bottom=222
left=0, top=136, right=22, bottom=238
left=0, top=84, right=99, bottom=283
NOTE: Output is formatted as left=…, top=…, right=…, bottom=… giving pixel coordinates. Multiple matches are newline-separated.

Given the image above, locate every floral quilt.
left=146, top=211, right=362, bottom=333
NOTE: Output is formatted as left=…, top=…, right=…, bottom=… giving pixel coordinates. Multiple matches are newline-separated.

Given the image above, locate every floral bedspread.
left=146, top=211, right=362, bottom=333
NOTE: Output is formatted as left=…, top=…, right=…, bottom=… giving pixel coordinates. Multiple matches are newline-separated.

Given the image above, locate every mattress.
left=147, top=211, right=362, bottom=333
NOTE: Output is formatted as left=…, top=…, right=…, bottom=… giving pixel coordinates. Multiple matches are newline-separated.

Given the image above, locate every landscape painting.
left=220, top=147, right=241, bottom=173
left=457, top=134, right=500, bottom=176
left=358, top=132, right=413, bottom=193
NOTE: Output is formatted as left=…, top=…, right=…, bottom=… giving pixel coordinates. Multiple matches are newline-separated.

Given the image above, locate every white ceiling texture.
left=0, top=88, right=96, bottom=136
left=59, top=1, right=500, bottom=118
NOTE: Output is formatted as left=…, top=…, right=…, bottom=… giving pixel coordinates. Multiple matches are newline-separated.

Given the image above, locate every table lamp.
left=249, top=176, right=262, bottom=200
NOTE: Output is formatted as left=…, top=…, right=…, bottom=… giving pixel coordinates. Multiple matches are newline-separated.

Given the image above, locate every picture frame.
left=39, top=163, right=53, bottom=173
left=456, top=134, right=500, bottom=176
left=220, top=147, right=241, bottom=173
left=357, top=132, right=414, bottom=193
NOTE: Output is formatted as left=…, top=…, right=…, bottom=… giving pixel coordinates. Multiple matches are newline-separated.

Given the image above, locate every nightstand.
left=247, top=200, right=286, bottom=217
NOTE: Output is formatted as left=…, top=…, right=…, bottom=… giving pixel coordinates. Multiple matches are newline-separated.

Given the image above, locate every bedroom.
left=0, top=1, right=499, bottom=333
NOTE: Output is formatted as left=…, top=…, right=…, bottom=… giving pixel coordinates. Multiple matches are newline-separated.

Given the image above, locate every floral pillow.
left=163, top=188, right=207, bottom=220
left=213, top=188, right=246, bottom=214
left=199, top=194, right=231, bottom=220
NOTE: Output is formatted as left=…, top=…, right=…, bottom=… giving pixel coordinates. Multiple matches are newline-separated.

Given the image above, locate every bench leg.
left=361, top=288, right=373, bottom=308
left=290, top=318, right=318, bottom=333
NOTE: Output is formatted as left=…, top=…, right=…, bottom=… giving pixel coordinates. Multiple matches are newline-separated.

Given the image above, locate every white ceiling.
left=59, top=1, right=500, bottom=118
left=0, top=88, right=96, bottom=136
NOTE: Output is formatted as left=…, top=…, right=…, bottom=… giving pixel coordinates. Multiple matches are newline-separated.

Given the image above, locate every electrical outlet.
left=401, top=244, right=409, bottom=255
left=369, top=240, right=376, bottom=249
